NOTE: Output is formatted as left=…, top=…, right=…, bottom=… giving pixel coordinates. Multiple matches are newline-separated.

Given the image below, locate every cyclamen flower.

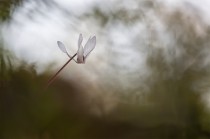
left=57, top=34, right=96, bottom=63
left=46, top=34, right=96, bottom=88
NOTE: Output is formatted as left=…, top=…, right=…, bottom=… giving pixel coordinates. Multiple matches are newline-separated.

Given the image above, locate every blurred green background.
left=1, top=0, right=210, bottom=139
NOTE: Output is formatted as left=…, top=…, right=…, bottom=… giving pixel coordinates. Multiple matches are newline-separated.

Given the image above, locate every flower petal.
left=84, top=36, right=96, bottom=59
left=78, top=34, right=83, bottom=47
left=57, top=41, right=68, bottom=54
left=77, top=44, right=84, bottom=63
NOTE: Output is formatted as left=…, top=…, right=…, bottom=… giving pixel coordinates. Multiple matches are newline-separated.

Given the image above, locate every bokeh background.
left=1, top=0, right=210, bottom=138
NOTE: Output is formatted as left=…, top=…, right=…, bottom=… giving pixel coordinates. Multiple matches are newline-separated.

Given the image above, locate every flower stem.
left=46, top=53, right=77, bottom=89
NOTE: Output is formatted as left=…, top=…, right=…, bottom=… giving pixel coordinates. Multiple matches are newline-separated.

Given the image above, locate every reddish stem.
left=46, top=53, right=77, bottom=89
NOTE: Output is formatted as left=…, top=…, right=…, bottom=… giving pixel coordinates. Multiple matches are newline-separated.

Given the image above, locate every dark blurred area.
left=0, top=0, right=22, bottom=21
left=1, top=0, right=210, bottom=139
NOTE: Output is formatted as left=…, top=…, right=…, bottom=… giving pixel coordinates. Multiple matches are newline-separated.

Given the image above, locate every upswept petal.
left=77, top=43, right=84, bottom=63
left=83, top=36, right=96, bottom=59
left=78, top=34, right=83, bottom=47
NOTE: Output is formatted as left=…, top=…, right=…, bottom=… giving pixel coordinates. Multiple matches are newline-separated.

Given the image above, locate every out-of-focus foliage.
left=0, top=0, right=23, bottom=21
left=0, top=43, right=91, bottom=138
left=1, top=0, right=210, bottom=139
left=109, top=9, right=210, bottom=139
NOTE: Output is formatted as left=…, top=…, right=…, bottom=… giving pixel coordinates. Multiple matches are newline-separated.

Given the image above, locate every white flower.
left=46, top=34, right=96, bottom=88
left=57, top=34, right=96, bottom=64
